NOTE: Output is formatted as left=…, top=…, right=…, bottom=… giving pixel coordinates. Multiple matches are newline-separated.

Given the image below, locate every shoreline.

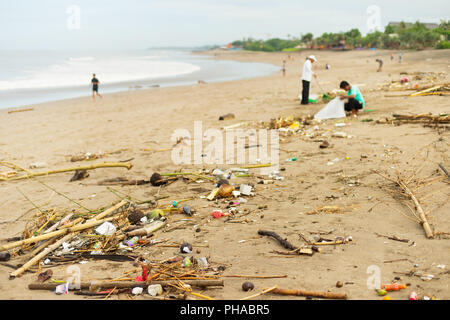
left=0, top=51, right=280, bottom=112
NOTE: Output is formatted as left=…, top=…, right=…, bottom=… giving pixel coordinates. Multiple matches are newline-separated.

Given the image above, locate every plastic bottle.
left=126, top=236, right=140, bottom=247
left=381, top=284, right=407, bottom=291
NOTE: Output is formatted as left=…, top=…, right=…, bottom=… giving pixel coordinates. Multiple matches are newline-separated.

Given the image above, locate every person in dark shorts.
left=376, top=59, right=383, bottom=72
left=91, top=74, right=102, bottom=101
left=339, top=81, right=365, bottom=118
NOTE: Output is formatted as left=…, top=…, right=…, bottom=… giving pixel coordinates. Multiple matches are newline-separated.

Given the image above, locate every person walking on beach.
left=91, top=74, right=102, bottom=101
left=398, top=52, right=403, bottom=63
left=339, top=80, right=365, bottom=118
left=301, top=55, right=317, bottom=105
left=376, top=58, right=383, bottom=72
left=282, top=59, right=286, bottom=77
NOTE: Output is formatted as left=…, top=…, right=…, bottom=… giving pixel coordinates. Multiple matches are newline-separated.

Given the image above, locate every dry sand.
left=0, top=49, right=449, bottom=300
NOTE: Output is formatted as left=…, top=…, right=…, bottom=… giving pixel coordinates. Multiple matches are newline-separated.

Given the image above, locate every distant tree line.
left=231, top=20, right=450, bottom=52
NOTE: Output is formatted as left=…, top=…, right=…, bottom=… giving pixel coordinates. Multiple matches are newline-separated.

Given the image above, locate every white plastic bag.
left=314, top=97, right=346, bottom=120
left=95, top=222, right=116, bottom=236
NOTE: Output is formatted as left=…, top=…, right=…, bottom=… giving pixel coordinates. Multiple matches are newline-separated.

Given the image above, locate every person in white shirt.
left=301, top=55, right=317, bottom=105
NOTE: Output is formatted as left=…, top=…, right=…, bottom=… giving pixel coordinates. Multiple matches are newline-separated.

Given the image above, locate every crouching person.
left=339, top=81, right=365, bottom=118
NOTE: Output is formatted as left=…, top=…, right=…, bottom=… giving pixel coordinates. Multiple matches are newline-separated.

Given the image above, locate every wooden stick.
left=8, top=108, right=34, bottom=114
left=10, top=233, right=77, bottom=278
left=398, top=180, right=434, bottom=238
left=28, top=279, right=224, bottom=290
left=438, top=164, right=450, bottom=178
left=270, top=287, right=348, bottom=300
left=3, top=162, right=133, bottom=181
left=241, top=285, right=278, bottom=300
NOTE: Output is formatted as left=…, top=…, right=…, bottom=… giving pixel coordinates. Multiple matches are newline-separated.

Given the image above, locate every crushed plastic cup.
left=95, top=221, right=116, bottom=236
left=132, top=287, right=144, bottom=295
left=240, top=184, right=252, bottom=196
left=147, top=284, right=163, bottom=296
left=232, top=190, right=241, bottom=197
left=196, top=257, right=209, bottom=269
left=55, top=282, right=69, bottom=295
left=238, top=197, right=247, bottom=204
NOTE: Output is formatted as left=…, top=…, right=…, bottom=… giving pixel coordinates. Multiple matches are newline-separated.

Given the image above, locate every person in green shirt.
left=339, top=81, right=365, bottom=118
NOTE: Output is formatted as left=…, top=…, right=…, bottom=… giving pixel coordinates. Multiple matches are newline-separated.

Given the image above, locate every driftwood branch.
left=258, top=230, right=297, bottom=250
left=28, top=279, right=224, bottom=291
left=398, top=180, right=434, bottom=238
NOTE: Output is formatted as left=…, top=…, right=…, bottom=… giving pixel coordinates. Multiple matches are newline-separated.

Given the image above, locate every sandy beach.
left=0, top=48, right=449, bottom=300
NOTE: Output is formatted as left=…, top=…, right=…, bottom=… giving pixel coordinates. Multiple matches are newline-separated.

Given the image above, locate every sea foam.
left=0, top=55, right=200, bottom=91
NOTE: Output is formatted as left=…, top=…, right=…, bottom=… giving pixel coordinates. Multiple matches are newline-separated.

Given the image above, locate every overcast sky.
left=1, top=0, right=448, bottom=51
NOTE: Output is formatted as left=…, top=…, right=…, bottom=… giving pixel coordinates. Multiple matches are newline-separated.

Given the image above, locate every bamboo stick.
left=241, top=163, right=272, bottom=169
left=410, top=85, right=442, bottom=97
left=241, top=285, right=278, bottom=300
left=3, top=162, right=133, bottom=181
left=10, top=232, right=77, bottom=278
left=0, top=216, right=118, bottom=251
left=270, top=287, right=348, bottom=300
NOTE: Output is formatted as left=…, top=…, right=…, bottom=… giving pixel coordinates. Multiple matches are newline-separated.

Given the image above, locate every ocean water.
left=0, top=49, right=279, bottom=109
